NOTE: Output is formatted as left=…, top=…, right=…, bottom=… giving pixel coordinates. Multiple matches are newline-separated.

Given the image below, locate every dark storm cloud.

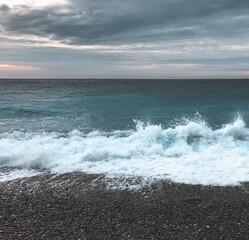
left=1, top=0, right=249, bottom=45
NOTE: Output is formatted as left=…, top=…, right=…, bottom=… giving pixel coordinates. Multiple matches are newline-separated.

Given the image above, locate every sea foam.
left=1, top=117, right=249, bottom=186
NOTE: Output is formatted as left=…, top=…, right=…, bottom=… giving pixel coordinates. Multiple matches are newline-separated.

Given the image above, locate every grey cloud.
left=0, top=4, right=10, bottom=12
left=158, top=57, right=249, bottom=65
left=1, top=0, right=249, bottom=79
left=1, top=0, right=249, bottom=45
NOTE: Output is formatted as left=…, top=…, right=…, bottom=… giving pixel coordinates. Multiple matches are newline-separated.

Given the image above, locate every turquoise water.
left=1, top=79, right=249, bottom=186
left=1, top=79, right=249, bottom=133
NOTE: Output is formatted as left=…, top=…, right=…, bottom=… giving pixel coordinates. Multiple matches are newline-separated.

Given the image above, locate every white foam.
left=1, top=117, right=249, bottom=186
left=0, top=169, right=40, bottom=182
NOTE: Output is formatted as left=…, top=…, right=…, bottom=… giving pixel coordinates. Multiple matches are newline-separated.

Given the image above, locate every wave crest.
left=1, top=117, right=249, bottom=186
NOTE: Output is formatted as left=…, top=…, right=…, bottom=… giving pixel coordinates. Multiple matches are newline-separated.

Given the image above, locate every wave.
left=1, top=116, right=249, bottom=186
left=0, top=106, right=47, bottom=117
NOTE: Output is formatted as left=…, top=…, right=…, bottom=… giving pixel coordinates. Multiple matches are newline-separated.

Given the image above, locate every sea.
left=1, top=79, right=249, bottom=187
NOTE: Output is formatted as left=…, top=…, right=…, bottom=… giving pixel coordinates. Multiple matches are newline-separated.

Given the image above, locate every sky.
left=0, top=0, right=249, bottom=79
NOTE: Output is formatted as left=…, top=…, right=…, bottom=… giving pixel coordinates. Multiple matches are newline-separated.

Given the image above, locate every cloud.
left=0, top=0, right=249, bottom=78
left=0, top=4, right=10, bottom=11
left=1, top=0, right=249, bottom=46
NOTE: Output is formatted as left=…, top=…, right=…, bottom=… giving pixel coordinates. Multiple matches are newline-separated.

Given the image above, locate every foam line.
left=1, top=117, right=249, bottom=185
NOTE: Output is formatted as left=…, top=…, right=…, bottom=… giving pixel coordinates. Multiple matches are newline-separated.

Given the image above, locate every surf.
left=1, top=116, right=249, bottom=186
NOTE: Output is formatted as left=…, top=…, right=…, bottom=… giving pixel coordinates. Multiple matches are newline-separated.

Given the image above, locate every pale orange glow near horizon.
left=0, top=64, right=38, bottom=71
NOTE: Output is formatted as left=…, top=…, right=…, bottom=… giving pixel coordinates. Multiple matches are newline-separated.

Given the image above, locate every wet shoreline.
left=1, top=173, right=249, bottom=239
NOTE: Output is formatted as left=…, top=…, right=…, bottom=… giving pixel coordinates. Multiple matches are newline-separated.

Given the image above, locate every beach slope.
left=1, top=173, right=249, bottom=239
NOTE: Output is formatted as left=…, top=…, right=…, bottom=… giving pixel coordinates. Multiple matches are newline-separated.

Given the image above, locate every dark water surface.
left=1, top=79, right=249, bottom=133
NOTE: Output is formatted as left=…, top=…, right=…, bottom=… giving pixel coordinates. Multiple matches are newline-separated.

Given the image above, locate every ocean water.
left=1, top=79, right=249, bottom=187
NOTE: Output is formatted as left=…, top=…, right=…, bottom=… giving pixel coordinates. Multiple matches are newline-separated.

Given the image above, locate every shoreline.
left=1, top=172, right=249, bottom=239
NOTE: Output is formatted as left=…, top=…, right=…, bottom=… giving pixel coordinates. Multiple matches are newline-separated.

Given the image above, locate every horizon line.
left=1, top=78, right=249, bottom=81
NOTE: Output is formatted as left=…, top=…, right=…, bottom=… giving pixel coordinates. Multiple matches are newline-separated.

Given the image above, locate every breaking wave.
left=1, top=116, right=249, bottom=186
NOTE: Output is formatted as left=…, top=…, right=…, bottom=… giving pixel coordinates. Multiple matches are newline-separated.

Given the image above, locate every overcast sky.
left=0, top=0, right=249, bottom=78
